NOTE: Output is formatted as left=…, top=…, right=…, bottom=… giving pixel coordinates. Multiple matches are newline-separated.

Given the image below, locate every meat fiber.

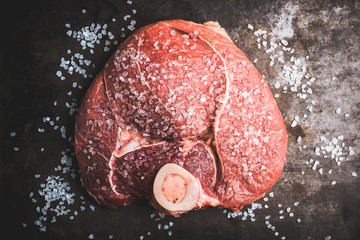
left=74, top=19, right=287, bottom=215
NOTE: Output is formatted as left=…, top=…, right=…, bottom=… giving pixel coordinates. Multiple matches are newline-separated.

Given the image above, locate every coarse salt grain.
left=60, top=126, right=66, bottom=138
left=274, top=82, right=281, bottom=89
left=281, top=39, right=288, bottom=46
left=312, top=161, right=319, bottom=170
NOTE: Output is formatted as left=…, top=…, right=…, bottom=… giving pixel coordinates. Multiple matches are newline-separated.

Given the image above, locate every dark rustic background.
left=1, top=0, right=359, bottom=239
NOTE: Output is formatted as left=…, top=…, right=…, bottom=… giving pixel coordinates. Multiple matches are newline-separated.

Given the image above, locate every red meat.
left=74, top=19, right=287, bottom=214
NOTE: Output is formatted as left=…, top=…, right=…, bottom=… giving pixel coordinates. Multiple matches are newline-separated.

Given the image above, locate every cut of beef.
left=75, top=19, right=287, bottom=215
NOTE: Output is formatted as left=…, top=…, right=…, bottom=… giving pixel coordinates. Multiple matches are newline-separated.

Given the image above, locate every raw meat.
left=74, top=19, right=287, bottom=215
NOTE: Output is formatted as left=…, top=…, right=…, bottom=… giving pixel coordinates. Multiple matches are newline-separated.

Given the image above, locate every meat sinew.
left=74, top=19, right=287, bottom=215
